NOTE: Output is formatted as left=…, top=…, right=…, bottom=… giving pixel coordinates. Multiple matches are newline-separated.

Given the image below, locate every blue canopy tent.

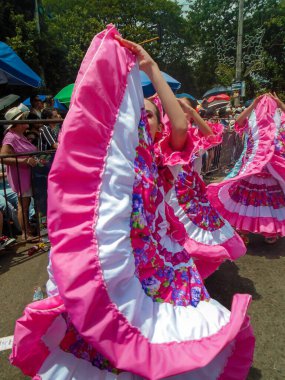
left=0, top=42, right=43, bottom=87
left=23, top=95, right=67, bottom=112
left=140, top=70, right=181, bottom=97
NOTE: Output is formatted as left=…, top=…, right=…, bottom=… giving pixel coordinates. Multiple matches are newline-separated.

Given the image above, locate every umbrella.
left=55, top=72, right=181, bottom=107
left=0, top=42, right=43, bottom=87
left=23, top=95, right=67, bottom=112
left=203, top=86, right=232, bottom=98
left=140, top=71, right=181, bottom=97
left=54, top=84, right=74, bottom=108
left=207, top=94, right=230, bottom=103
left=207, top=99, right=230, bottom=111
left=176, top=93, right=196, bottom=101
left=0, top=94, right=20, bottom=111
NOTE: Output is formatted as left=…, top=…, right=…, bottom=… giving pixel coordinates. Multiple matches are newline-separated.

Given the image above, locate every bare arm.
left=115, top=36, right=188, bottom=151
left=177, top=99, right=213, bottom=136
left=236, top=96, right=263, bottom=126
left=1, top=145, right=37, bottom=167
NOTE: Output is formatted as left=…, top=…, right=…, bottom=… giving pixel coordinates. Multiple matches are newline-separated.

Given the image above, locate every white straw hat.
left=4, top=106, right=29, bottom=130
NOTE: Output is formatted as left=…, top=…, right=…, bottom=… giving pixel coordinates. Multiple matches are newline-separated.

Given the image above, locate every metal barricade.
left=202, top=130, right=244, bottom=175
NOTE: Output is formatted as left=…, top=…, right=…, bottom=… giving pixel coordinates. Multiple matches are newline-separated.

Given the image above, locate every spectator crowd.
left=0, top=95, right=63, bottom=249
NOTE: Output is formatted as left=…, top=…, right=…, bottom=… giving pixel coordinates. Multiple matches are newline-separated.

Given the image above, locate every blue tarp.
left=0, top=42, right=43, bottom=87
left=140, top=70, right=181, bottom=97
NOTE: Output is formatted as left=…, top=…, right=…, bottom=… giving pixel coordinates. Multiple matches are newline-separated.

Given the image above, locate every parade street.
left=1, top=235, right=285, bottom=380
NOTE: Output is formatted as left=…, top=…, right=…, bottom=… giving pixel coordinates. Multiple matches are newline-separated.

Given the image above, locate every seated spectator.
left=1, top=106, right=38, bottom=241
left=40, top=108, right=61, bottom=150
left=0, top=173, right=21, bottom=232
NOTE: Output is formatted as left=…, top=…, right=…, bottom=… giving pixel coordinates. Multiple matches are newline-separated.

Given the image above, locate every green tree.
left=185, top=0, right=284, bottom=97
left=42, top=0, right=193, bottom=93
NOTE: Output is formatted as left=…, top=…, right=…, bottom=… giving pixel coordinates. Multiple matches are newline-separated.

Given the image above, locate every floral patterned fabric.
left=130, top=112, right=209, bottom=307
left=175, top=166, right=226, bottom=232
left=228, top=173, right=285, bottom=209
left=60, top=314, right=119, bottom=374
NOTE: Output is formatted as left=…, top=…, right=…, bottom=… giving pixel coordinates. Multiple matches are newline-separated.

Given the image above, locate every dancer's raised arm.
left=115, top=36, right=188, bottom=150
left=236, top=95, right=263, bottom=126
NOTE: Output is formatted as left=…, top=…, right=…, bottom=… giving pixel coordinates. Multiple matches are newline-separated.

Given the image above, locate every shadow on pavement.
left=0, top=243, right=48, bottom=275
left=247, top=367, right=263, bottom=379
left=205, top=261, right=261, bottom=310
left=246, top=234, right=285, bottom=260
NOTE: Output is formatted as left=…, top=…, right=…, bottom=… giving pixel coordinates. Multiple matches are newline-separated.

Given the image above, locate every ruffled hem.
left=184, top=234, right=246, bottom=279
left=11, top=294, right=254, bottom=380
left=218, top=317, right=255, bottom=380
left=165, top=202, right=246, bottom=279
left=190, top=122, right=223, bottom=155
left=234, top=120, right=248, bottom=136
left=208, top=182, right=285, bottom=236
left=157, top=131, right=194, bottom=166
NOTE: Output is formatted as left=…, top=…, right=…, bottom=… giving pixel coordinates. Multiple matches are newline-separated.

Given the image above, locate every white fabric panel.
left=42, top=315, right=67, bottom=351
left=166, top=187, right=235, bottom=245
left=273, top=108, right=282, bottom=138
left=46, top=248, right=59, bottom=297
left=240, top=111, right=258, bottom=175
left=96, top=66, right=231, bottom=344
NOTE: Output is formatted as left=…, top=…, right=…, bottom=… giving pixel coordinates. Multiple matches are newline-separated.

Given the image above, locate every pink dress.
left=2, top=131, right=37, bottom=193
left=151, top=100, right=246, bottom=279
left=207, top=96, right=285, bottom=237
left=10, top=25, right=254, bottom=380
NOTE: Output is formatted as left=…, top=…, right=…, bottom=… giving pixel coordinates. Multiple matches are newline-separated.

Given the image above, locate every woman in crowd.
left=1, top=107, right=37, bottom=240
left=11, top=26, right=254, bottom=379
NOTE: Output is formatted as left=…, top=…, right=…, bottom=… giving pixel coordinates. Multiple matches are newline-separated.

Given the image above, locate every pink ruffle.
left=10, top=295, right=65, bottom=377
left=10, top=293, right=254, bottom=379
left=209, top=183, right=285, bottom=237
left=155, top=122, right=223, bottom=167
left=234, top=119, right=249, bottom=136
left=166, top=203, right=246, bottom=279
left=156, top=131, right=194, bottom=166
left=190, top=122, right=223, bottom=155
left=218, top=316, right=255, bottom=380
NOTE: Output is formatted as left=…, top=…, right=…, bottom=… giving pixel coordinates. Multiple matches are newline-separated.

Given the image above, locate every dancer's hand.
left=177, top=98, right=213, bottom=136
left=115, top=36, right=158, bottom=77
left=268, top=92, right=283, bottom=107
